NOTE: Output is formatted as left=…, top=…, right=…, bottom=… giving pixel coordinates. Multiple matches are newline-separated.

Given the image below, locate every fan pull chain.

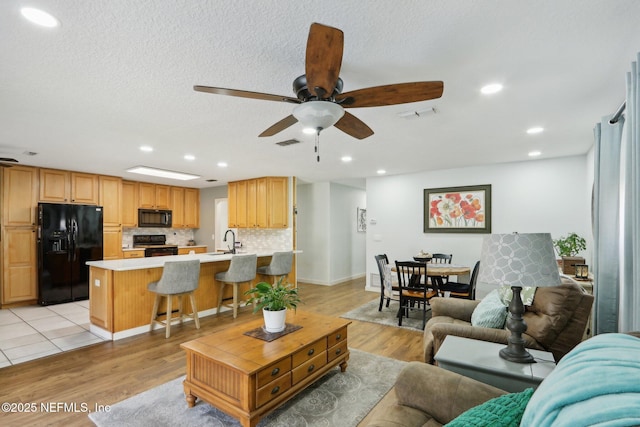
left=315, top=129, right=321, bottom=162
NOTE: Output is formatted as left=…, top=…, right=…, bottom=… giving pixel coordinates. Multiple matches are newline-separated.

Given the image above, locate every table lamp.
left=477, top=233, right=561, bottom=363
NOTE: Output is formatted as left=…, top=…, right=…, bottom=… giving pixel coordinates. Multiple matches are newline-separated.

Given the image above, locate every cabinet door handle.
left=271, top=367, right=280, bottom=376
left=336, top=334, right=342, bottom=340
left=307, top=364, right=315, bottom=372
left=307, top=348, right=315, bottom=356
left=271, top=386, right=280, bottom=395
left=335, top=348, right=342, bottom=355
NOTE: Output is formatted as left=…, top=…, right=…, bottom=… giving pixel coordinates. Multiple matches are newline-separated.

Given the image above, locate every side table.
left=434, top=336, right=555, bottom=393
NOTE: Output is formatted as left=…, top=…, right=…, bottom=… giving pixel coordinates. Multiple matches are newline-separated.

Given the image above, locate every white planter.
left=263, top=308, right=287, bottom=333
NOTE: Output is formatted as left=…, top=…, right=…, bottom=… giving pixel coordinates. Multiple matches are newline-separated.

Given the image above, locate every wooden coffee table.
left=180, top=310, right=351, bottom=427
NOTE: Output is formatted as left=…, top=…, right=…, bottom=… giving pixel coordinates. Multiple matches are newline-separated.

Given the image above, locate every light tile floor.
left=0, top=300, right=106, bottom=368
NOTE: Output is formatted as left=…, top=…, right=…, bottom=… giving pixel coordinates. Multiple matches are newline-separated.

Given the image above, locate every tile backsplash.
left=122, top=228, right=196, bottom=248
left=236, top=228, right=293, bottom=252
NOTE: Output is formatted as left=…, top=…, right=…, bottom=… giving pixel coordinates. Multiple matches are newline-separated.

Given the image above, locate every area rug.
left=89, top=348, right=406, bottom=427
left=341, top=299, right=430, bottom=331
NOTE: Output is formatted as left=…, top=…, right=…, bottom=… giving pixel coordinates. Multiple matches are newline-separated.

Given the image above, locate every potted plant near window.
left=553, top=232, right=587, bottom=275
left=245, top=277, right=301, bottom=333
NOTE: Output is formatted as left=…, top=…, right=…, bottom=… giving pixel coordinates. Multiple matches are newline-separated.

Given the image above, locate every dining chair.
left=395, top=260, right=439, bottom=329
left=437, top=260, right=480, bottom=299
left=375, top=254, right=399, bottom=311
left=429, top=253, right=453, bottom=285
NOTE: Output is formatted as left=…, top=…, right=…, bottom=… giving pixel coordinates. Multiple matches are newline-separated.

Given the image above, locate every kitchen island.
left=86, top=251, right=297, bottom=340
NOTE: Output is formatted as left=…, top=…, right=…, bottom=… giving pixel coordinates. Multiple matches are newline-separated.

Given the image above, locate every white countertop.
left=87, top=250, right=300, bottom=271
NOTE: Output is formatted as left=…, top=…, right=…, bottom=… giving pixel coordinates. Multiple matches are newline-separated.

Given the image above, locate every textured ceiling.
left=2, top=0, right=639, bottom=188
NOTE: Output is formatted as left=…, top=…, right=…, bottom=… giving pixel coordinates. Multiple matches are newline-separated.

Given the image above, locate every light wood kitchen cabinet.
left=39, top=168, right=99, bottom=204
left=102, top=227, right=122, bottom=260
left=177, top=246, right=206, bottom=255
left=267, top=176, right=289, bottom=228
left=122, top=249, right=145, bottom=258
left=170, top=186, right=185, bottom=227
left=1, top=226, right=37, bottom=305
left=99, top=176, right=122, bottom=227
left=2, top=166, right=38, bottom=227
left=228, top=177, right=288, bottom=228
left=121, top=181, right=138, bottom=227
left=228, top=180, right=248, bottom=228
left=138, top=183, right=170, bottom=209
left=184, top=188, right=200, bottom=228
left=170, top=186, right=200, bottom=228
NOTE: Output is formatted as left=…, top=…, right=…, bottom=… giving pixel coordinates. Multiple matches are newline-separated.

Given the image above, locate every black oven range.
left=132, top=234, right=178, bottom=257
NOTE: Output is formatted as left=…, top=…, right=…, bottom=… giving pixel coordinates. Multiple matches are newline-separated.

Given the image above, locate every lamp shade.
left=477, top=233, right=561, bottom=297
left=293, top=101, right=345, bottom=131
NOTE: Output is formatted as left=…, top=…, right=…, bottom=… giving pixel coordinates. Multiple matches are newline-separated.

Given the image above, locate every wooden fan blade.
left=334, top=112, right=374, bottom=140
left=194, top=86, right=301, bottom=104
left=336, top=81, right=444, bottom=108
left=259, top=115, right=298, bottom=137
left=305, top=23, right=344, bottom=98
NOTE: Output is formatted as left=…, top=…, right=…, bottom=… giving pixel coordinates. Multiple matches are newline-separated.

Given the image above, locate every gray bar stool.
left=257, top=251, right=293, bottom=284
left=215, top=254, right=257, bottom=318
left=147, top=259, right=201, bottom=338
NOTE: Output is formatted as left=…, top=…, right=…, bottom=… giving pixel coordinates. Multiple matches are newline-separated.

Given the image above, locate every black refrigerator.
left=37, top=203, right=104, bottom=305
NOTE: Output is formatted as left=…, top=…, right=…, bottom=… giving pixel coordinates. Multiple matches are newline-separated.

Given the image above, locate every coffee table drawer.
left=327, top=326, right=348, bottom=348
left=257, top=358, right=292, bottom=388
left=292, top=339, right=327, bottom=367
left=328, top=340, right=348, bottom=363
left=256, top=372, right=292, bottom=408
left=292, top=352, right=327, bottom=384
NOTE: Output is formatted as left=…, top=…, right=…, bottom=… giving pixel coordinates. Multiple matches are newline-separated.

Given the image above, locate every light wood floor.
left=0, top=279, right=424, bottom=426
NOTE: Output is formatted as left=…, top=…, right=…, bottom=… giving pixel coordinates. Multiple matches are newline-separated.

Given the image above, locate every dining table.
left=390, top=263, right=472, bottom=285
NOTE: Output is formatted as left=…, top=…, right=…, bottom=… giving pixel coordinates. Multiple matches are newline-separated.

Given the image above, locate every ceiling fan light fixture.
left=293, top=101, right=344, bottom=132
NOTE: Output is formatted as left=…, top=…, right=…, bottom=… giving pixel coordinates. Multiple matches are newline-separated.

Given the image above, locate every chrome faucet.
left=223, top=229, right=236, bottom=254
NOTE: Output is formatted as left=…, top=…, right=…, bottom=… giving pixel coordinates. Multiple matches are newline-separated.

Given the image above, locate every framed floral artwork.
left=423, top=184, right=491, bottom=233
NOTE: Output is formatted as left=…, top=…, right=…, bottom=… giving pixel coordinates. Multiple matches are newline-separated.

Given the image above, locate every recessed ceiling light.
left=217, top=161, right=228, bottom=168
left=528, top=151, right=542, bottom=157
left=341, top=156, right=352, bottom=162
left=21, top=7, right=60, bottom=28
left=302, top=127, right=316, bottom=135
left=480, top=83, right=503, bottom=95
left=184, top=154, right=195, bottom=161
left=526, top=127, right=544, bottom=134
left=126, top=166, right=199, bottom=181
left=139, top=145, right=153, bottom=152
left=377, top=169, right=386, bottom=175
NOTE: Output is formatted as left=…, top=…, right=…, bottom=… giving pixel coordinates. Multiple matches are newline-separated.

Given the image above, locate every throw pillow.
left=498, top=285, right=537, bottom=306
left=471, top=290, right=507, bottom=328
left=445, top=388, right=534, bottom=427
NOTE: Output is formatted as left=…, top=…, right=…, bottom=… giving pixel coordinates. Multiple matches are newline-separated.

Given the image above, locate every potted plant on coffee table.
left=553, top=232, right=587, bottom=275
left=245, top=277, right=301, bottom=333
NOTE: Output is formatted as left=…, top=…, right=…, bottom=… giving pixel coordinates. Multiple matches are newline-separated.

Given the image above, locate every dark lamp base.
left=499, top=345, right=535, bottom=363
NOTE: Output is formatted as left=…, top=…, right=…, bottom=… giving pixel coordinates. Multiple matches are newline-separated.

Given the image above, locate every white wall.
left=329, top=183, right=367, bottom=283
left=365, top=155, right=593, bottom=291
left=297, top=182, right=367, bottom=285
left=194, top=186, right=228, bottom=250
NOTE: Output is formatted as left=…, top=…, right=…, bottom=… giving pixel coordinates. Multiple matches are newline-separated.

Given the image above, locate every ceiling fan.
left=194, top=23, right=444, bottom=142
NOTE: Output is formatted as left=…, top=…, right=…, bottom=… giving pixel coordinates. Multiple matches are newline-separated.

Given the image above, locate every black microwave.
left=138, top=209, right=172, bottom=227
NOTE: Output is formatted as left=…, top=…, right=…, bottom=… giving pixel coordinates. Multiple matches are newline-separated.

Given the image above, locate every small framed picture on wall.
left=423, top=184, right=491, bottom=233
left=357, top=207, right=367, bottom=232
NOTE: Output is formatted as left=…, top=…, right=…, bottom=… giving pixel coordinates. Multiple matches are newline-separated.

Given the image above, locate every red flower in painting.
left=445, top=193, right=462, bottom=204
left=460, top=200, right=477, bottom=220
left=430, top=199, right=441, bottom=217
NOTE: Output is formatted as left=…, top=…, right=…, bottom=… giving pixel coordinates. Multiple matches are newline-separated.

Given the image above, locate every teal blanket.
left=520, top=333, right=640, bottom=427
